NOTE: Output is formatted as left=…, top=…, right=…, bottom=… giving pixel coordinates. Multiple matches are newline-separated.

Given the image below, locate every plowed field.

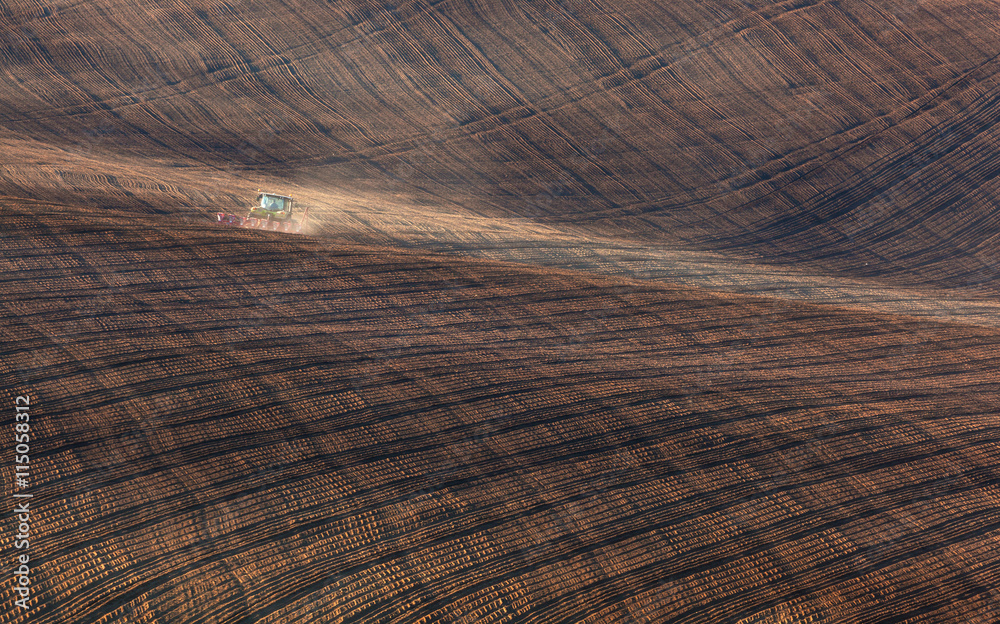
left=2, top=0, right=1000, bottom=622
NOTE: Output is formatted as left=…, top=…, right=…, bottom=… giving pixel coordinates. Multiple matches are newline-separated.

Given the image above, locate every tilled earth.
left=4, top=204, right=1000, bottom=622
left=2, top=0, right=1000, bottom=622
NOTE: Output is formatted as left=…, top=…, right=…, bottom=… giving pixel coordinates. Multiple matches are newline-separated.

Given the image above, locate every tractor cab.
left=249, top=192, right=294, bottom=220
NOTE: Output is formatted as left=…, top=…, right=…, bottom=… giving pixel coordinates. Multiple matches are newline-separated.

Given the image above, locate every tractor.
left=216, top=191, right=309, bottom=233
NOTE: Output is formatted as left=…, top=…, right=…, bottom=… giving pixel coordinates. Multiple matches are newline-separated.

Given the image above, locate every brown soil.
left=2, top=0, right=1000, bottom=622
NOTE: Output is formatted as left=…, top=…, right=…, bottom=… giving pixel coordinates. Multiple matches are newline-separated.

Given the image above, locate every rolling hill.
left=2, top=0, right=1000, bottom=622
